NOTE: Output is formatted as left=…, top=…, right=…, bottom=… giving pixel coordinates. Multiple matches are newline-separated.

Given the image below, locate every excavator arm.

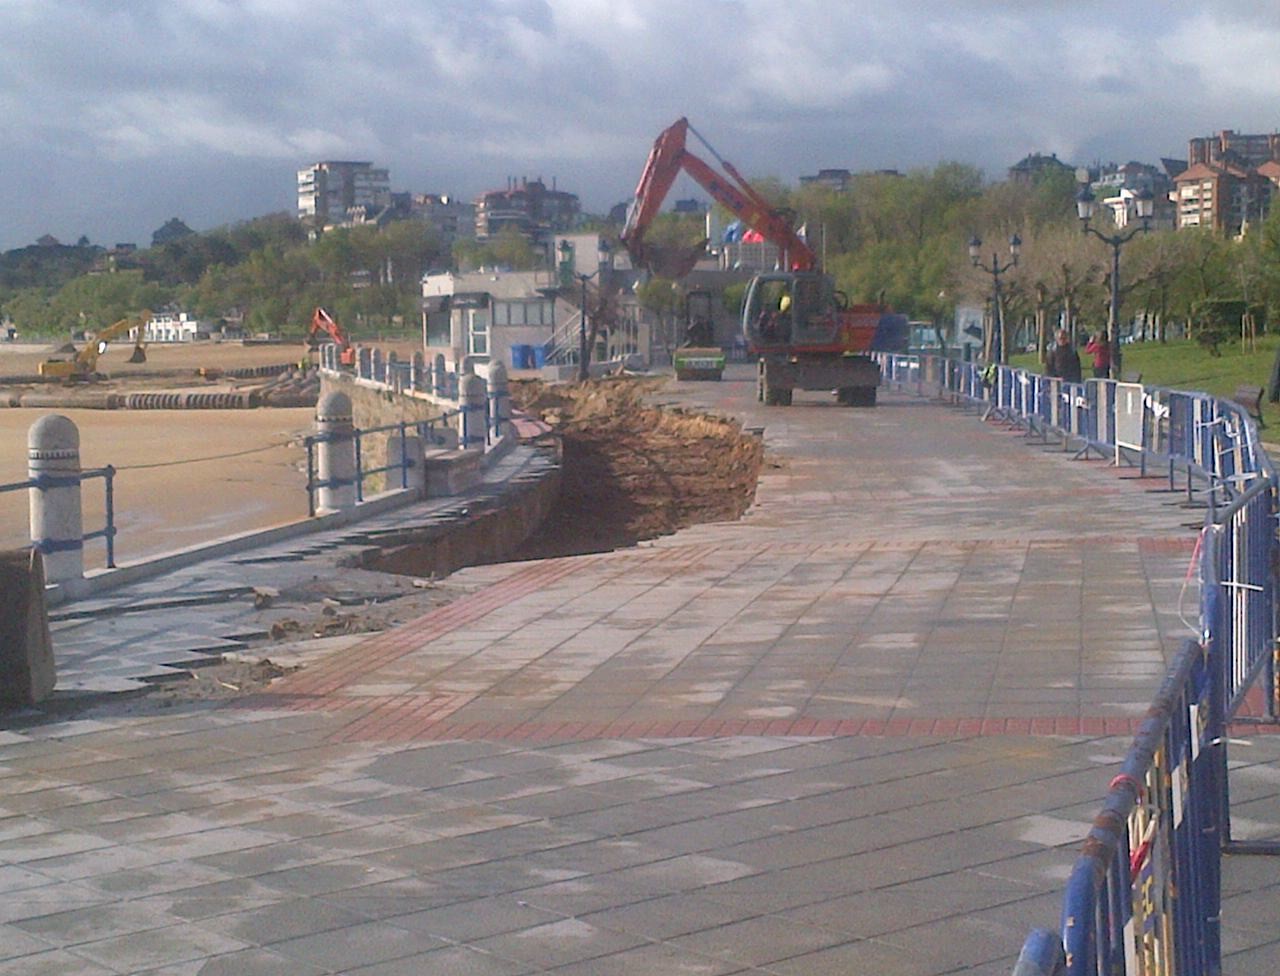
left=74, top=313, right=150, bottom=372
left=308, top=307, right=356, bottom=366
left=621, top=117, right=816, bottom=277
left=39, top=312, right=149, bottom=379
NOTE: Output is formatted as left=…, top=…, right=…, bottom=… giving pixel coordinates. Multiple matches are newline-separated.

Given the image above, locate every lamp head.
left=1075, top=185, right=1096, bottom=224
left=1135, top=186, right=1155, bottom=224
left=967, top=234, right=981, bottom=266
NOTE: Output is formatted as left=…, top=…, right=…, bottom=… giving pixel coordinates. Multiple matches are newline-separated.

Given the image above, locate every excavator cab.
left=742, top=271, right=839, bottom=350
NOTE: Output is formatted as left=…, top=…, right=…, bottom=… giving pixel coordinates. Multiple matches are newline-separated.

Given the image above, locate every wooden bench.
left=1231, top=385, right=1266, bottom=428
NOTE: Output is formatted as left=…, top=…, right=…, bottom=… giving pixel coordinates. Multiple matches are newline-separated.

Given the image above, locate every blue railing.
left=302, top=414, right=460, bottom=517
left=1055, top=637, right=1222, bottom=976
left=876, top=353, right=1278, bottom=975
left=0, top=466, right=118, bottom=568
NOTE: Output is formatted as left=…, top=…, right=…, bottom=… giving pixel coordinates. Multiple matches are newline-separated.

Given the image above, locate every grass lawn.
left=1010, top=335, right=1280, bottom=430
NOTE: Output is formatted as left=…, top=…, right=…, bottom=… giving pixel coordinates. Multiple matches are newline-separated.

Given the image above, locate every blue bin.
left=510, top=344, right=532, bottom=369
left=531, top=345, right=547, bottom=368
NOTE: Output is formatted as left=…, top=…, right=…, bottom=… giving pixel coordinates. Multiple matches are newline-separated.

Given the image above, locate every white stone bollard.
left=315, top=391, right=358, bottom=513
left=28, top=414, right=84, bottom=584
left=487, top=362, right=511, bottom=442
left=386, top=431, right=426, bottom=494
left=458, top=374, right=487, bottom=451
left=411, top=351, right=424, bottom=391
left=433, top=354, right=448, bottom=398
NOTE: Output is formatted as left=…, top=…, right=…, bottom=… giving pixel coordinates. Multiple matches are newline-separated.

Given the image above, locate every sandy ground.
left=0, top=407, right=315, bottom=569
left=0, top=341, right=334, bottom=569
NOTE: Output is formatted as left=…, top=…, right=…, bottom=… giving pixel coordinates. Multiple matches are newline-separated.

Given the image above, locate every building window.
left=425, top=311, right=450, bottom=347
left=468, top=309, right=489, bottom=356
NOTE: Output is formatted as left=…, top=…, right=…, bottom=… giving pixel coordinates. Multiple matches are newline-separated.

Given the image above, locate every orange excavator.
left=306, top=306, right=356, bottom=367
left=621, top=117, right=906, bottom=406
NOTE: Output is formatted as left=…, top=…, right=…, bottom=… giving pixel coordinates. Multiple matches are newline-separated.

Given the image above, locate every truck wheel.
left=849, top=386, right=876, bottom=407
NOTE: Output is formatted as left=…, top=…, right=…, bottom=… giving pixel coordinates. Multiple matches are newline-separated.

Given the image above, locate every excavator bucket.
left=127, top=345, right=147, bottom=364
left=635, top=240, right=707, bottom=280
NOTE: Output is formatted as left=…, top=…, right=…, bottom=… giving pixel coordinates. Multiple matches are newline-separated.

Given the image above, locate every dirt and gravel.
left=510, top=377, right=764, bottom=558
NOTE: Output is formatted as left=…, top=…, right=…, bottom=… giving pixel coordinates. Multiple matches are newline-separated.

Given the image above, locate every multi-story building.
left=1008, top=152, right=1074, bottom=185
left=388, top=193, right=476, bottom=250
left=473, top=178, right=579, bottom=242
left=1087, top=161, right=1175, bottom=230
left=799, top=168, right=853, bottom=192
left=1187, top=130, right=1280, bottom=170
left=297, top=161, right=391, bottom=227
left=1172, top=131, right=1280, bottom=234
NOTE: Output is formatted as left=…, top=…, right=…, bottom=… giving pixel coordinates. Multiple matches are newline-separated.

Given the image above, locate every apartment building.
left=1173, top=131, right=1280, bottom=234
left=297, top=161, right=391, bottom=226
left=474, top=178, right=579, bottom=241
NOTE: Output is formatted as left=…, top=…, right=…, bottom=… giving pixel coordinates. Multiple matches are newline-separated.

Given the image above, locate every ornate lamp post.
left=1075, top=185, right=1154, bottom=379
left=968, top=233, right=1021, bottom=364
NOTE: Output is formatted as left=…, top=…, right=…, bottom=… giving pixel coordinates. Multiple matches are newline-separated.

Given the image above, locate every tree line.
left=6, top=164, right=1280, bottom=356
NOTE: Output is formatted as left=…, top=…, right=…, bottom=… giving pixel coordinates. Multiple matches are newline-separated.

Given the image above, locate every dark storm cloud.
left=2, top=0, right=1278, bottom=249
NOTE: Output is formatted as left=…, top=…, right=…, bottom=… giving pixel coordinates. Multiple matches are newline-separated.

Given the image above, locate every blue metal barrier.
left=1053, top=638, right=1222, bottom=976
left=1204, top=476, right=1278, bottom=721
left=873, top=353, right=1277, bottom=973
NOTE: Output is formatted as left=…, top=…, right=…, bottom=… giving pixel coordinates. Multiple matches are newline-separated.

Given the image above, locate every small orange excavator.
left=306, top=306, right=356, bottom=367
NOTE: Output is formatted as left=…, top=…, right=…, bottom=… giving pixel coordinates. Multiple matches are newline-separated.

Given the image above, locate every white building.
left=421, top=269, right=567, bottom=370
left=131, top=312, right=204, bottom=343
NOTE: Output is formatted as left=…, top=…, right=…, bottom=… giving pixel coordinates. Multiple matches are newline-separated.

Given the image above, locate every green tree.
left=635, top=276, right=683, bottom=359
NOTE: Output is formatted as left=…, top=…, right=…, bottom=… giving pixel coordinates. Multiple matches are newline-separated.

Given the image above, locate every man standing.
left=1045, top=329, right=1083, bottom=383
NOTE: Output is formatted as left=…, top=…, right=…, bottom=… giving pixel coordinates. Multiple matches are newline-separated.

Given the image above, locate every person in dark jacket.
left=1045, top=329, right=1083, bottom=383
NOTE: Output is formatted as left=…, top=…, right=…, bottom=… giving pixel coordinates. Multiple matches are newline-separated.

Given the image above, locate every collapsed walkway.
left=1, top=365, right=1278, bottom=975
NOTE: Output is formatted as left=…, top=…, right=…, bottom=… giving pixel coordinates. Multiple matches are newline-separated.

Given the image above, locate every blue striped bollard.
left=433, top=354, right=447, bottom=398
left=411, top=351, right=424, bottom=392
left=28, top=414, right=83, bottom=584
left=315, top=391, right=357, bottom=513
left=459, top=374, right=487, bottom=451
left=487, top=362, right=510, bottom=442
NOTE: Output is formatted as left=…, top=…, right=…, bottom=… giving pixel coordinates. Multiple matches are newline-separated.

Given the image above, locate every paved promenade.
left=2, top=366, right=1278, bottom=975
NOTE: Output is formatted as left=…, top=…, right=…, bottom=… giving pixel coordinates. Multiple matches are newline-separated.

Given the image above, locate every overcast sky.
left=3, top=0, right=1279, bottom=252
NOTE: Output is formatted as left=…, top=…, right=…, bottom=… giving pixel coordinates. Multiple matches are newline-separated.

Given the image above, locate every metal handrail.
left=0, top=466, right=117, bottom=568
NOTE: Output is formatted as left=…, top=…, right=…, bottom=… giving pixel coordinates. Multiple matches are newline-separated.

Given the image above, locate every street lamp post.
left=968, top=234, right=1021, bottom=364
left=558, top=238, right=611, bottom=382
left=1075, top=185, right=1154, bottom=379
